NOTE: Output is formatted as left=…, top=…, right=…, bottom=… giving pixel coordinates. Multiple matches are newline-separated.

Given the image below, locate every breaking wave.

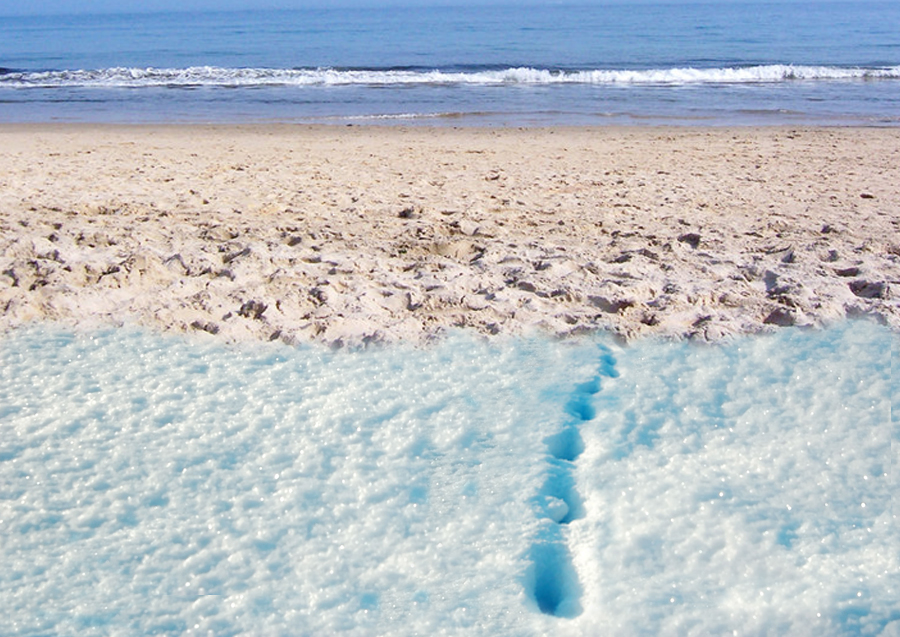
left=3, top=64, right=899, bottom=88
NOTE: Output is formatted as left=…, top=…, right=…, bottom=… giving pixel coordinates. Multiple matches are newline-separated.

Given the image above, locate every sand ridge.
left=1, top=124, right=898, bottom=346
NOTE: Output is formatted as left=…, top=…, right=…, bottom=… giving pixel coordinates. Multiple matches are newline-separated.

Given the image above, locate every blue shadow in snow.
left=525, top=524, right=584, bottom=618
left=526, top=342, right=618, bottom=619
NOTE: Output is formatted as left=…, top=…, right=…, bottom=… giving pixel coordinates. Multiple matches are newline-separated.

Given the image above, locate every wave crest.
left=2, top=64, right=899, bottom=88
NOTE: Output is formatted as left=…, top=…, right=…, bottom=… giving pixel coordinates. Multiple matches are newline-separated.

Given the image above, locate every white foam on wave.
left=3, top=64, right=899, bottom=88
left=338, top=111, right=463, bottom=121
left=0, top=321, right=896, bottom=635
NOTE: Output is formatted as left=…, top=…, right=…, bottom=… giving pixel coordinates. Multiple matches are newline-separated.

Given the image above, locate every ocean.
left=1, top=1, right=898, bottom=125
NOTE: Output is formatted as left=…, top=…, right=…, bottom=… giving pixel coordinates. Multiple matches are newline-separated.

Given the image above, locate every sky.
left=3, top=0, right=570, bottom=16
left=0, top=0, right=853, bottom=17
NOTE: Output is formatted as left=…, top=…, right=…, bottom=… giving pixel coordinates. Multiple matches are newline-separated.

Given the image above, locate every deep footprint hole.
left=540, top=463, right=585, bottom=523
left=528, top=538, right=583, bottom=618
left=599, top=352, right=618, bottom=378
left=564, top=394, right=596, bottom=421
left=544, top=426, right=585, bottom=462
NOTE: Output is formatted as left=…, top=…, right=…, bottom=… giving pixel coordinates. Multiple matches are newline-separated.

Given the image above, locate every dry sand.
left=1, top=124, right=897, bottom=346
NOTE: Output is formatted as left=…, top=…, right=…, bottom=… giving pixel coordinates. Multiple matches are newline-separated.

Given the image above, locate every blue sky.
left=7, top=0, right=292, bottom=14
left=0, top=0, right=840, bottom=17
left=5, top=0, right=558, bottom=15
left=5, top=0, right=573, bottom=15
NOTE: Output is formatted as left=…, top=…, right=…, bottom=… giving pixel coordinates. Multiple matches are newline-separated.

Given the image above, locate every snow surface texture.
left=0, top=321, right=896, bottom=636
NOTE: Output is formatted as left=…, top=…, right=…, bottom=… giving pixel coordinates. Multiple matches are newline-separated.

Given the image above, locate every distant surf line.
left=3, top=64, right=899, bottom=89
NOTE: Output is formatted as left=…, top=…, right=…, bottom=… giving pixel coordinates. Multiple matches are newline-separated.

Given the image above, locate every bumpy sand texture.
left=1, top=125, right=898, bottom=346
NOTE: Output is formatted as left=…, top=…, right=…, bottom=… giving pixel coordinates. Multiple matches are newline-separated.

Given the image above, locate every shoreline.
left=2, top=124, right=898, bottom=347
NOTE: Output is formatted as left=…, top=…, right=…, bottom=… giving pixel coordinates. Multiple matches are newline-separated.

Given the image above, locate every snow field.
left=0, top=321, right=896, bottom=635
left=572, top=323, right=896, bottom=635
left=1, top=328, right=596, bottom=636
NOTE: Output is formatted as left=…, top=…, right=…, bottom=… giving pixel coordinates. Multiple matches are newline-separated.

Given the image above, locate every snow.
left=0, top=321, right=896, bottom=636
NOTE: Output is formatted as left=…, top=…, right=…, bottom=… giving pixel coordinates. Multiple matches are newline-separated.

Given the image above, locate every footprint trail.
left=527, top=344, right=618, bottom=618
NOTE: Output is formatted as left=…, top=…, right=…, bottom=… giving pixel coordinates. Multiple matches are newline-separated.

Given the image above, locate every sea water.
left=0, top=321, right=895, bottom=635
left=1, top=2, right=898, bottom=125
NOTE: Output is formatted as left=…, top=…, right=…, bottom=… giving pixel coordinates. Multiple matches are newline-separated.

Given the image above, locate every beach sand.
left=1, top=124, right=897, bottom=346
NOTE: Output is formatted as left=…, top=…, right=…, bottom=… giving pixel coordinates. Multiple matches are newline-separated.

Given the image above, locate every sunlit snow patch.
left=574, top=321, right=897, bottom=635
left=0, top=321, right=896, bottom=635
